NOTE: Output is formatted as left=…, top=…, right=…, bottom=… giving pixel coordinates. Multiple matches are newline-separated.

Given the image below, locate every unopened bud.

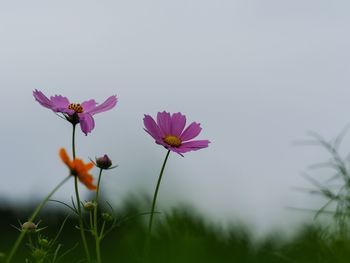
left=38, top=238, right=49, bottom=247
left=102, top=213, right=113, bottom=222
left=32, top=248, right=47, bottom=260
left=21, top=221, right=38, bottom=232
left=96, top=155, right=112, bottom=169
left=84, top=201, right=96, bottom=211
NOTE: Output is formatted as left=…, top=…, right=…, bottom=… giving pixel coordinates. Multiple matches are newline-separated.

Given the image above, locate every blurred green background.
left=1, top=198, right=349, bottom=263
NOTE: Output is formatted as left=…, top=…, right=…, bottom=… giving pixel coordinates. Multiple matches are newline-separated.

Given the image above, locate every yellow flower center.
left=163, top=135, right=182, bottom=147
left=68, top=103, right=84, bottom=113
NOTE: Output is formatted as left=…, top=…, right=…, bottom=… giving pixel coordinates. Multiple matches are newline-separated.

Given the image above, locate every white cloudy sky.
left=1, top=0, right=350, bottom=235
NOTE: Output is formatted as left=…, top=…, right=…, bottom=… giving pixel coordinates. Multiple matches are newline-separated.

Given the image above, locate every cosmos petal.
left=81, top=99, right=97, bottom=112
left=144, top=115, right=163, bottom=140
left=79, top=113, right=95, bottom=135
left=87, top=95, right=117, bottom=115
left=170, top=112, right=186, bottom=136
left=50, top=95, right=70, bottom=112
left=180, top=122, right=202, bottom=141
left=157, top=111, right=171, bottom=136
left=33, top=90, right=54, bottom=110
left=59, top=148, right=71, bottom=166
left=179, top=140, right=210, bottom=151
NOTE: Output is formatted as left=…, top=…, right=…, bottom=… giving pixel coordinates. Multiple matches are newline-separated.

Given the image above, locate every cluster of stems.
left=5, top=122, right=113, bottom=263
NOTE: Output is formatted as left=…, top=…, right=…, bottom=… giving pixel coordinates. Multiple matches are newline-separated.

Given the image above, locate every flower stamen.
left=163, top=135, right=182, bottom=147
left=68, top=103, right=84, bottom=113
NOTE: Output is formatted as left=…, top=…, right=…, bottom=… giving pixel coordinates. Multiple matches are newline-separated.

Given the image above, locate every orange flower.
left=59, top=148, right=96, bottom=190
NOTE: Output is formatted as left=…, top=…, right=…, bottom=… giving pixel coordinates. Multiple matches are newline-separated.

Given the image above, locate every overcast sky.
left=1, top=0, right=350, bottom=235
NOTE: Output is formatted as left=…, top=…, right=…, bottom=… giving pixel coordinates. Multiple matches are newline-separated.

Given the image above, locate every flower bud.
left=84, top=201, right=96, bottom=211
left=102, top=212, right=113, bottom=222
left=21, top=221, right=38, bottom=232
left=96, top=155, right=112, bottom=169
left=32, top=248, right=47, bottom=260
left=38, top=238, right=49, bottom=247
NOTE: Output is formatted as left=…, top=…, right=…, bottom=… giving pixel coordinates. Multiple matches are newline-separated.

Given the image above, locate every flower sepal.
left=64, top=113, right=80, bottom=125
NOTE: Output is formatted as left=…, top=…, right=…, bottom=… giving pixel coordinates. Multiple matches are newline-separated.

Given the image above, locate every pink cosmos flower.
left=33, top=90, right=117, bottom=135
left=143, top=111, right=210, bottom=155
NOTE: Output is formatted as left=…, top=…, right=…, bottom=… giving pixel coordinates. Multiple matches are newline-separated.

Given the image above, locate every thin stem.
left=74, top=178, right=90, bottom=261
left=5, top=176, right=70, bottom=263
left=89, top=211, right=94, bottom=230
left=99, top=221, right=106, bottom=240
left=148, top=150, right=171, bottom=234
left=72, top=123, right=91, bottom=263
left=94, top=168, right=103, bottom=263
left=95, top=169, right=103, bottom=210
left=72, top=124, right=76, bottom=159
left=28, top=234, right=33, bottom=247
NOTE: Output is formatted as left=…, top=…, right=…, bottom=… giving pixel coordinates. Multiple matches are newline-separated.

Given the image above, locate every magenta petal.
left=50, top=95, right=70, bottom=112
left=62, top=108, right=75, bottom=115
left=81, top=99, right=97, bottom=112
left=157, top=111, right=171, bottom=136
left=180, top=122, right=202, bottom=141
left=177, top=140, right=210, bottom=153
left=170, top=112, right=186, bottom=136
left=79, top=113, right=95, bottom=135
left=181, top=140, right=210, bottom=149
left=33, top=90, right=54, bottom=110
left=87, top=95, right=117, bottom=115
left=144, top=115, right=163, bottom=140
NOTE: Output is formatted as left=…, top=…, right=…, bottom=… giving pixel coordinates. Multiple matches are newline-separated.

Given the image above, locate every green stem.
left=72, top=123, right=91, bottom=263
left=28, top=234, right=33, bottom=247
left=99, top=221, right=106, bottom=240
left=5, top=176, right=70, bottom=263
left=94, top=169, right=103, bottom=263
left=72, top=124, right=76, bottom=159
left=89, top=211, right=93, bottom=230
left=74, top=178, right=91, bottom=262
left=148, top=150, right=171, bottom=234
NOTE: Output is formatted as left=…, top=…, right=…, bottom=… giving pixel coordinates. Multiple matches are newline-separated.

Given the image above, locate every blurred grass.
left=1, top=198, right=350, bottom=263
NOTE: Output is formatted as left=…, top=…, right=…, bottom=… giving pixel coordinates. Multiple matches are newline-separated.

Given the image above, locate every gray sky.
left=1, top=0, right=350, bottom=235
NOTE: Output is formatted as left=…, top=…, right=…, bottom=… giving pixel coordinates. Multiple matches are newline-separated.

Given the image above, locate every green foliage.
left=1, top=200, right=350, bottom=263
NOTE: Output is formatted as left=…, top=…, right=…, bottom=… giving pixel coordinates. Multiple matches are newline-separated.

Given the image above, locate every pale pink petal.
left=144, top=115, right=163, bottom=140
left=79, top=113, right=95, bottom=135
left=33, top=90, right=54, bottom=110
left=81, top=99, right=97, bottom=112
left=170, top=112, right=186, bottom=136
left=87, top=95, right=117, bottom=115
left=180, top=122, right=202, bottom=141
left=157, top=111, right=171, bottom=136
